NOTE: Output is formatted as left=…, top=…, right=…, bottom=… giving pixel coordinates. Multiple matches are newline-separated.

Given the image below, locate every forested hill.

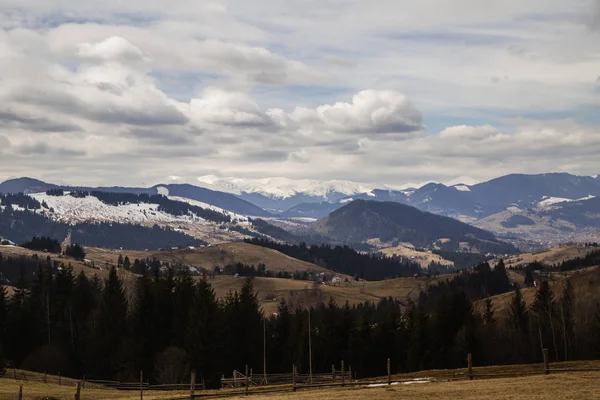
left=0, top=177, right=270, bottom=217
left=314, top=200, right=516, bottom=254
left=245, top=238, right=422, bottom=280
left=0, top=208, right=205, bottom=250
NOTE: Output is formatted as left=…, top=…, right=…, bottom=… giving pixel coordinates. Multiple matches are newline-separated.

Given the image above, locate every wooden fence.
left=8, top=350, right=600, bottom=400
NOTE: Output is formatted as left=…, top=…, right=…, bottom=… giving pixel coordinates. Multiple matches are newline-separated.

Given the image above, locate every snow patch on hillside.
left=31, top=193, right=213, bottom=225
left=537, top=195, right=596, bottom=209
left=167, top=196, right=249, bottom=223
left=453, top=184, right=471, bottom=192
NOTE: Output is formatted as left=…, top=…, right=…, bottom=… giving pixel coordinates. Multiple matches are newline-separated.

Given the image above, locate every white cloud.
left=78, top=36, right=150, bottom=64
left=440, top=125, right=507, bottom=141
left=187, top=88, right=274, bottom=127
left=1, top=0, right=600, bottom=187
left=269, top=90, right=423, bottom=135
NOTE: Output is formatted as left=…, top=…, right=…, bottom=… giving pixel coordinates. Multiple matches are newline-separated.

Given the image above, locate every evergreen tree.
left=559, top=279, right=575, bottom=361
left=482, top=298, right=498, bottom=364
left=0, top=285, right=6, bottom=373
left=593, top=302, right=600, bottom=358
left=123, top=256, right=131, bottom=271
left=531, top=281, right=558, bottom=361
left=507, top=287, right=529, bottom=363
left=92, top=267, right=128, bottom=379
left=185, top=278, right=222, bottom=388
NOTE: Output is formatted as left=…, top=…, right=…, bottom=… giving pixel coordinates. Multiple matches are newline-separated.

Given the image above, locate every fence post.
left=467, top=353, right=473, bottom=380
left=332, top=365, right=335, bottom=381
left=349, top=365, right=352, bottom=381
left=59, top=372, right=62, bottom=386
left=18, top=384, right=23, bottom=400
left=190, top=371, right=196, bottom=400
left=140, top=370, right=144, bottom=400
left=44, top=372, right=47, bottom=384
left=387, top=358, right=391, bottom=385
left=292, top=365, right=297, bottom=391
left=341, top=360, right=345, bottom=387
left=245, top=365, right=249, bottom=396
left=543, top=349, right=550, bottom=374
left=74, top=381, right=81, bottom=400
left=13, top=367, right=16, bottom=380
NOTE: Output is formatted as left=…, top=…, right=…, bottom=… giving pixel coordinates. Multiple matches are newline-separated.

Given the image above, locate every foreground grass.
left=225, top=371, right=600, bottom=400
left=0, top=378, right=188, bottom=400
left=3, top=361, right=600, bottom=400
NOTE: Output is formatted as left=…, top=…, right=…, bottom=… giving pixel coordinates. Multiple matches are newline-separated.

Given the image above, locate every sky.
left=1, top=0, right=600, bottom=187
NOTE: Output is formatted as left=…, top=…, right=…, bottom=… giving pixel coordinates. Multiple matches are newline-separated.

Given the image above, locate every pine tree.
left=123, top=256, right=131, bottom=271
left=559, top=279, right=575, bottom=361
left=185, top=278, right=221, bottom=387
left=483, top=298, right=497, bottom=327
left=117, top=254, right=124, bottom=268
left=0, top=285, right=7, bottom=373
left=531, top=281, right=558, bottom=361
left=93, top=267, right=128, bottom=379
left=507, top=287, right=529, bottom=363
left=171, top=272, right=196, bottom=348
left=592, top=302, right=600, bottom=358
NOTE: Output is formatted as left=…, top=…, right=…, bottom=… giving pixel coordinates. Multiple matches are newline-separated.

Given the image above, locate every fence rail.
left=6, top=353, right=600, bottom=400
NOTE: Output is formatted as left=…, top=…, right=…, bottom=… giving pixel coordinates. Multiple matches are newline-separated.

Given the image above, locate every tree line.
left=246, top=238, right=422, bottom=280
left=1, top=254, right=599, bottom=388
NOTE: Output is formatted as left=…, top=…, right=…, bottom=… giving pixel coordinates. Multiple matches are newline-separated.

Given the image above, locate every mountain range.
left=1, top=172, right=600, bottom=247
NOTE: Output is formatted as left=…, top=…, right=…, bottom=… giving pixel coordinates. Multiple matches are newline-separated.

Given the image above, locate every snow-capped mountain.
left=195, top=175, right=377, bottom=212
left=196, top=175, right=376, bottom=199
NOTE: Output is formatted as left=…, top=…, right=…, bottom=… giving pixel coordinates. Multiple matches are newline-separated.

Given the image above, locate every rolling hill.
left=313, top=200, right=516, bottom=253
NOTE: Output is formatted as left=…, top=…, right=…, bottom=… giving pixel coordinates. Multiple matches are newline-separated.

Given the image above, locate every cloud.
left=0, top=109, right=81, bottom=132
left=15, top=141, right=86, bottom=156
left=0, top=135, right=11, bottom=151
left=187, top=88, right=274, bottom=127
left=440, top=125, right=507, bottom=141
left=1, top=1, right=600, bottom=187
left=269, top=90, right=423, bottom=136
left=78, top=36, right=150, bottom=64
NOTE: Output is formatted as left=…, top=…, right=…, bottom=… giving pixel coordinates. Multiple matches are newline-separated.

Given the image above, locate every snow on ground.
left=365, top=378, right=432, bottom=387
left=537, top=195, right=596, bottom=209
left=195, top=175, right=376, bottom=199
left=31, top=193, right=212, bottom=225
left=168, top=196, right=249, bottom=222
left=453, top=184, right=471, bottom=192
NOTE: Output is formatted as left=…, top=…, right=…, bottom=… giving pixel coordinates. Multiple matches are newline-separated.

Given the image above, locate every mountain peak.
left=0, top=177, right=57, bottom=194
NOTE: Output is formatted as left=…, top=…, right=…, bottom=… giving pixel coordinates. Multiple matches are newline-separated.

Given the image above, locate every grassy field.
left=379, top=243, right=453, bottom=268
left=210, top=273, right=445, bottom=314
left=1, top=243, right=445, bottom=315
left=503, top=245, right=596, bottom=268
left=3, top=361, right=600, bottom=400
left=85, top=242, right=335, bottom=275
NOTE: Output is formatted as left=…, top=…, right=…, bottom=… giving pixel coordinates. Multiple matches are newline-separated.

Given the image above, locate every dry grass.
left=1, top=243, right=446, bottom=315
left=379, top=244, right=453, bottom=268
left=210, top=274, right=446, bottom=315
left=0, top=378, right=187, bottom=399
left=85, top=242, right=333, bottom=275
left=4, top=361, right=600, bottom=400
left=230, top=371, right=600, bottom=400
left=503, top=245, right=596, bottom=268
